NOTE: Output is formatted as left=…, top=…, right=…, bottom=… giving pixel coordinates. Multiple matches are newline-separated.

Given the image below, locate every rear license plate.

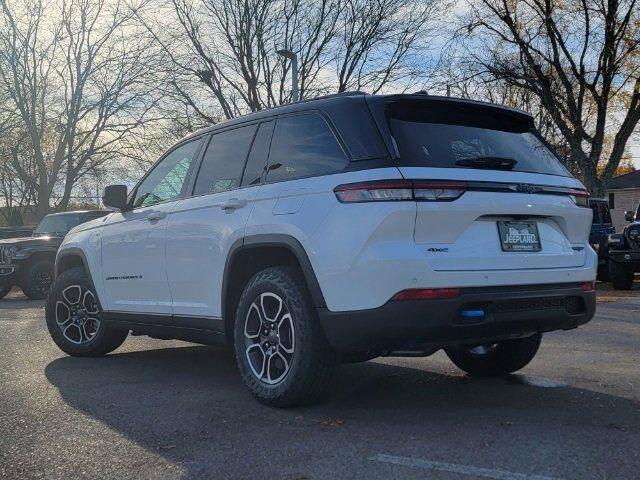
left=498, top=221, right=541, bottom=252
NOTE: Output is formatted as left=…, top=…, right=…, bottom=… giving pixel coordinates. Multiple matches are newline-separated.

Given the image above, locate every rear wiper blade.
left=454, top=156, right=518, bottom=170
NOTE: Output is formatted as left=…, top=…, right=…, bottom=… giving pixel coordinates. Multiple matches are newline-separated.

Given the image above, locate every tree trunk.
left=36, top=187, right=51, bottom=221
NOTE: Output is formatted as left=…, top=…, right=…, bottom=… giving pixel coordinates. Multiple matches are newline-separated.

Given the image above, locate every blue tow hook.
left=460, top=309, right=485, bottom=318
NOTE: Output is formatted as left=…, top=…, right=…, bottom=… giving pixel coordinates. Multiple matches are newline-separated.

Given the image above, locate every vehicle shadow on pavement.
left=44, top=343, right=639, bottom=477
left=0, top=297, right=45, bottom=310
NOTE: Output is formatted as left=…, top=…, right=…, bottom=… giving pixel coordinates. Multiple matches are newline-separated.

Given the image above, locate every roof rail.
left=288, top=90, right=367, bottom=105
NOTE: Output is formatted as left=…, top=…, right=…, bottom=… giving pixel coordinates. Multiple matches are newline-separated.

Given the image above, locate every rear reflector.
left=579, top=281, right=594, bottom=292
left=334, top=180, right=467, bottom=203
left=392, top=288, right=461, bottom=301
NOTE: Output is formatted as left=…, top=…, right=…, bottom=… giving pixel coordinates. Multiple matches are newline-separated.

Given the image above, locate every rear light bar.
left=569, top=189, right=589, bottom=207
left=334, top=180, right=467, bottom=203
left=392, top=288, right=461, bottom=301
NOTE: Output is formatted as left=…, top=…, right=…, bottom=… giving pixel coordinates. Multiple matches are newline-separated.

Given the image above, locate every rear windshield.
left=387, top=101, right=571, bottom=177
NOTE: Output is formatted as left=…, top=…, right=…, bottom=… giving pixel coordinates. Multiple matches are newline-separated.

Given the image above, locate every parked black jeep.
left=606, top=206, right=640, bottom=290
left=589, top=198, right=615, bottom=281
left=0, top=210, right=107, bottom=299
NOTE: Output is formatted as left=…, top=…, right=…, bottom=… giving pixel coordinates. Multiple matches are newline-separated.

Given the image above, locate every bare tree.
left=139, top=0, right=446, bottom=125
left=0, top=0, right=161, bottom=219
left=458, top=0, right=640, bottom=195
left=335, top=0, right=444, bottom=93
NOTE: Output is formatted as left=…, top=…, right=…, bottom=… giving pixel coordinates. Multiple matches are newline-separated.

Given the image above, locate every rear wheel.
left=609, top=261, right=634, bottom=290
left=445, top=334, right=542, bottom=377
left=233, top=266, right=337, bottom=407
left=21, top=259, right=54, bottom=300
left=0, top=286, right=11, bottom=299
left=45, top=267, right=128, bottom=356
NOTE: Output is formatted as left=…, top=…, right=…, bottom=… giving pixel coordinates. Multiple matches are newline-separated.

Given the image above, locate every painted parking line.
left=370, top=454, right=565, bottom=480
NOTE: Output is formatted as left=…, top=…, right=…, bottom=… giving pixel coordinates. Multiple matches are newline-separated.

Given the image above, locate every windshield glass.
left=387, top=101, right=571, bottom=177
left=34, top=214, right=86, bottom=236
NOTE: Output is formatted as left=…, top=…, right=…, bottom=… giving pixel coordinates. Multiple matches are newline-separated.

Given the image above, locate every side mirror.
left=102, top=185, right=128, bottom=211
left=625, top=210, right=634, bottom=222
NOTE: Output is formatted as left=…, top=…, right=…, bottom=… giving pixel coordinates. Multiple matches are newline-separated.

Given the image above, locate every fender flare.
left=55, top=248, right=102, bottom=303
left=222, top=234, right=327, bottom=321
left=55, top=248, right=92, bottom=277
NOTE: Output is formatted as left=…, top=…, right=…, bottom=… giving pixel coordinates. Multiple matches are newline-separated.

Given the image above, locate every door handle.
left=220, top=198, right=247, bottom=211
left=147, top=211, right=167, bottom=222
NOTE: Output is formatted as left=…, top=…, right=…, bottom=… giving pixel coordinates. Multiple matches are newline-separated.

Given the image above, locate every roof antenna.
left=414, top=90, right=428, bottom=95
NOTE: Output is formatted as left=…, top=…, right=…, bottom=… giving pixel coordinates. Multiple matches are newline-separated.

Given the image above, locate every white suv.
left=45, top=93, right=597, bottom=407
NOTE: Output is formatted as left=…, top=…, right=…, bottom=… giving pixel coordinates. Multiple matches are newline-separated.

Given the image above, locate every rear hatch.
left=374, top=96, right=591, bottom=272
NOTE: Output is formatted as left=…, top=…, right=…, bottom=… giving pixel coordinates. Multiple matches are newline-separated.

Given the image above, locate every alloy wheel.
left=55, top=285, right=101, bottom=344
left=244, top=292, right=295, bottom=385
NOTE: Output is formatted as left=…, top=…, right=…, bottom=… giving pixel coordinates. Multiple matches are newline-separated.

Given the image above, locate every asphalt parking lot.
left=1, top=287, right=639, bottom=480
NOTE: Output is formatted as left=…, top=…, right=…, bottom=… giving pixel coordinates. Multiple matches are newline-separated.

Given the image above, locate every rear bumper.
left=318, top=283, right=595, bottom=353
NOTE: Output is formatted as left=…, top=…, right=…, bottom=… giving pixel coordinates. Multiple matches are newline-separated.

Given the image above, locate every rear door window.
left=266, top=113, right=348, bottom=182
left=241, top=120, right=274, bottom=187
left=194, top=124, right=258, bottom=196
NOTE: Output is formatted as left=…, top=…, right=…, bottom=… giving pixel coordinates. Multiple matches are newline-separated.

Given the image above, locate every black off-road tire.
left=597, top=259, right=610, bottom=282
left=21, top=259, right=54, bottom=300
left=609, top=261, right=634, bottom=290
left=0, top=286, right=11, bottom=299
left=445, top=333, right=542, bottom=377
left=45, top=267, right=128, bottom=356
left=233, top=266, right=337, bottom=407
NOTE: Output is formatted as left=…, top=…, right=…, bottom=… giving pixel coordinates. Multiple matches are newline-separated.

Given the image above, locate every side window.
left=241, top=120, right=274, bottom=187
left=266, top=113, right=348, bottom=182
left=599, top=203, right=612, bottom=224
left=591, top=202, right=599, bottom=225
left=194, top=124, right=257, bottom=196
left=133, top=139, right=202, bottom=208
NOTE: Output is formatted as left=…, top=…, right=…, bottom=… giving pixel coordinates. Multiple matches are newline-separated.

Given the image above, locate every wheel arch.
left=56, top=249, right=91, bottom=278
left=222, top=234, right=326, bottom=343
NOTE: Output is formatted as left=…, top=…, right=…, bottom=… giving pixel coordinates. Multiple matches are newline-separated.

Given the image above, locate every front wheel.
left=445, top=334, right=542, bottom=377
left=45, top=267, right=128, bottom=356
left=609, top=261, right=634, bottom=290
left=21, top=259, right=54, bottom=300
left=0, top=286, right=11, bottom=299
left=234, top=266, right=337, bottom=407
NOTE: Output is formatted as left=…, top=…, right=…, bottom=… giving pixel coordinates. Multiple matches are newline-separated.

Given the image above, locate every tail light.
left=569, top=189, right=589, bottom=207
left=334, top=180, right=467, bottom=203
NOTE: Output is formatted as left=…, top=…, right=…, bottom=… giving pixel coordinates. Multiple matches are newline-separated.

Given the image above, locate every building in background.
left=606, top=170, right=640, bottom=231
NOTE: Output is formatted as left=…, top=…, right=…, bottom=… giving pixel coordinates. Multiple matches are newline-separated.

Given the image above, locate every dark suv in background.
left=606, top=204, right=640, bottom=290
left=589, top=198, right=615, bottom=280
left=0, top=210, right=107, bottom=299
